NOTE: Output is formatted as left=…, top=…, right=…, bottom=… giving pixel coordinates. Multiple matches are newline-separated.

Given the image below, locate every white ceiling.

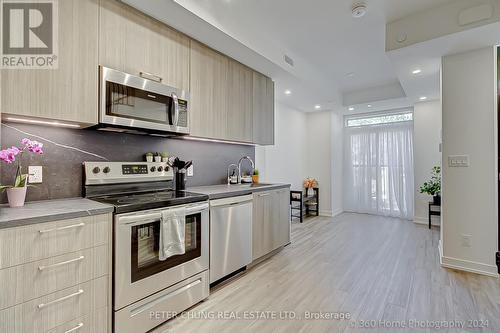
left=124, top=0, right=483, bottom=114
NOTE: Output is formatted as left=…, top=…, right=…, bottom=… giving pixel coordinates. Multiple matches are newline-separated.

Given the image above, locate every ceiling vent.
left=352, top=3, right=367, bottom=18
left=284, top=54, right=294, bottom=67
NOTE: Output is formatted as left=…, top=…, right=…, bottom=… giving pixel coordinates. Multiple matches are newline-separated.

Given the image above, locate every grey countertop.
left=0, top=183, right=290, bottom=229
left=187, top=183, right=291, bottom=200
left=0, top=198, right=114, bottom=229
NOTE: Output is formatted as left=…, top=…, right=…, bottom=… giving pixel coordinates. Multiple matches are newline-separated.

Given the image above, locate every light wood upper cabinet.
left=227, top=60, right=254, bottom=143
left=189, top=40, right=229, bottom=140
left=0, top=0, right=99, bottom=125
left=252, top=71, right=275, bottom=145
left=99, top=0, right=190, bottom=92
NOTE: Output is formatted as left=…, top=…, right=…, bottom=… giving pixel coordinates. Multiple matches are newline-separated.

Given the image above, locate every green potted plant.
left=252, top=169, right=259, bottom=184
left=154, top=152, right=162, bottom=163
left=145, top=152, right=154, bottom=162
left=420, top=166, right=441, bottom=205
left=160, top=152, right=169, bottom=163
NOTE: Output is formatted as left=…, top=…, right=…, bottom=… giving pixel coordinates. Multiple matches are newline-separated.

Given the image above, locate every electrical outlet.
left=28, top=166, right=43, bottom=184
left=461, top=234, right=472, bottom=248
left=187, top=165, right=194, bottom=177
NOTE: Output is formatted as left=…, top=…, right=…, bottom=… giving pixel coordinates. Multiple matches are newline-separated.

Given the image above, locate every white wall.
left=413, top=100, right=442, bottom=225
left=255, top=103, right=307, bottom=190
left=257, top=106, right=344, bottom=217
left=305, top=111, right=333, bottom=216
left=331, top=111, right=344, bottom=216
left=441, top=47, right=498, bottom=277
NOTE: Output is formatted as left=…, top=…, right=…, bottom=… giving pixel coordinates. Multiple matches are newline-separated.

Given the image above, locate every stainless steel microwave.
left=99, top=66, right=189, bottom=135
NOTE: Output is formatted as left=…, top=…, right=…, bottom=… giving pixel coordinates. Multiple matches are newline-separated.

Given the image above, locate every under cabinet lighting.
left=284, top=90, right=292, bottom=95
left=367, top=104, right=372, bottom=108
left=348, top=107, right=355, bottom=111
left=314, top=105, right=321, bottom=110
left=5, top=117, right=81, bottom=128
left=412, top=69, right=422, bottom=75
left=419, top=96, right=427, bottom=101
left=179, top=136, right=256, bottom=146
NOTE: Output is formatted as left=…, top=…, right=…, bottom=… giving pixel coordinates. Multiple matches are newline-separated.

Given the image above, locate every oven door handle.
left=117, top=203, right=208, bottom=225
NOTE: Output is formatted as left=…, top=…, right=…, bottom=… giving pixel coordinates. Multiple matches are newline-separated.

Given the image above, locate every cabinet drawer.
left=0, top=214, right=110, bottom=269
left=0, top=277, right=107, bottom=333
left=0, top=246, right=108, bottom=310
left=47, top=307, right=108, bottom=333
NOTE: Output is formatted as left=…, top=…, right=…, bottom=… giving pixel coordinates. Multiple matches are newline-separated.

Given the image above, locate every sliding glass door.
left=344, top=111, right=414, bottom=219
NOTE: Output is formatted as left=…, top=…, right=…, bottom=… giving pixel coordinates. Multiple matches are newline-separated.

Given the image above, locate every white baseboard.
left=440, top=253, right=499, bottom=278
left=332, top=209, right=344, bottom=217
left=413, top=216, right=440, bottom=227
left=319, top=210, right=333, bottom=217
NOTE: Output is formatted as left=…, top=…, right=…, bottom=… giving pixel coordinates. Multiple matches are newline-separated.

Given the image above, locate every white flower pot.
left=146, top=156, right=153, bottom=162
left=7, top=186, right=27, bottom=208
left=154, top=156, right=162, bottom=162
left=307, top=188, right=314, bottom=197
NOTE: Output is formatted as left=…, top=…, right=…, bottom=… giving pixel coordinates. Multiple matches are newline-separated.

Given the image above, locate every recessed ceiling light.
left=367, top=104, right=372, bottom=108
left=412, top=69, right=422, bottom=75
left=348, top=107, right=355, bottom=111
left=314, top=105, right=321, bottom=110
left=284, top=90, right=292, bottom=95
left=419, top=96, right=427, bottom=101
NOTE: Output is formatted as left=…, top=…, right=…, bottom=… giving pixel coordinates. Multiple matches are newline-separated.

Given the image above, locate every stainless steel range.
left=84, top=162, right=209, bottom=333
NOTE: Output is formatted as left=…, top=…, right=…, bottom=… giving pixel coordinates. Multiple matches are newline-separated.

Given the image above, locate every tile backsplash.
left=1, top=122, right=255, bottom=203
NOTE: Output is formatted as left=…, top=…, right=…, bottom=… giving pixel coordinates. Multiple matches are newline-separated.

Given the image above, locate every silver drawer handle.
left=258, top=193, right=270, bottom=197
left=39, top=222, right=85, bottom=234
left=37, top=289, right=84, bottom=309
left=64, top=323, right=83, bottom=333
left=139, top=71, right=163, bottom=82
left=38, top=255, right=85, bottom=271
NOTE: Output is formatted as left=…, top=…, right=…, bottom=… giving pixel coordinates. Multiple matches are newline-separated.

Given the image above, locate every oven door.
left=100, top=66, right=189, bottom=134
left=114, top=201, right=208, bottom=310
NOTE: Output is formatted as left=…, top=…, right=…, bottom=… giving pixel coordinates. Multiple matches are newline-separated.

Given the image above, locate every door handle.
left=39, top=222, right=85, bottom=234
left=64, top=323, right=84, bottom=333
left=38, top=289, right=84, bottom=309
left=38, top=256, right=85, bottom=271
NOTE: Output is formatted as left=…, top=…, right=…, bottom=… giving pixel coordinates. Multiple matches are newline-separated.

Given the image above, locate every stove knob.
left=103, top=167, right=111, bottom=174
left=150, top=166, right=156, bottom=172
left=92, top=167, right=100, bottom=174
left=157, top=166, right=163, bottom=172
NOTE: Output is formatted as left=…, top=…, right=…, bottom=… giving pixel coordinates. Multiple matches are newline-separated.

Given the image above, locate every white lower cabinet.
left=0, top=214, right=111, bottom=333
left=252, top=188, right=291, bottom=261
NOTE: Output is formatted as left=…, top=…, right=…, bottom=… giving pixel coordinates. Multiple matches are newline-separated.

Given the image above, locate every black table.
left=428, top=202, right=441, bottom=229
left=290, top=188, right=319, bottom=223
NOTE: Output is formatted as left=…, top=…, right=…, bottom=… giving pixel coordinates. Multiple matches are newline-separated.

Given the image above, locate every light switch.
left=448, top=155, right=469, bottom=167
left=28, top=166, right=43, bottom=183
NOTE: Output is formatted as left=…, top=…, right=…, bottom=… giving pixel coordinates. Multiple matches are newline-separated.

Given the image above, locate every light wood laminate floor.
left=154, top=213, right=500, bottom=333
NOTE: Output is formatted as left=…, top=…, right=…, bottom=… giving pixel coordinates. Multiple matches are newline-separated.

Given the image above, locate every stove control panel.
left=84, top=162, right=173, bottom=185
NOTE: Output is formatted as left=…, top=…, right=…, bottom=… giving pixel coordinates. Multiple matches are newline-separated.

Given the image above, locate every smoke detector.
left=352, top=3, right=367, bottom=18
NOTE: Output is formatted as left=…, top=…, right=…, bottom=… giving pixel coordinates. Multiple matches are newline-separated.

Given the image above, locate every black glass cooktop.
left=91, top=190, right=208, bottom=214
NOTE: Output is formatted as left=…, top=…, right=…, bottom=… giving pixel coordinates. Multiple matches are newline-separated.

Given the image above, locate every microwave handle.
left=171, top=93, right=179, bottom=127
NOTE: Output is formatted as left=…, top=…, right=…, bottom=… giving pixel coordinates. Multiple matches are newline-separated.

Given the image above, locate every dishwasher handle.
left=210, top=194, right=253, bottom=208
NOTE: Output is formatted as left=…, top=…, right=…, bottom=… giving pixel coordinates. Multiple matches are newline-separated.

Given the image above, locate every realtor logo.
left=1, top=0, right=58, bottom=69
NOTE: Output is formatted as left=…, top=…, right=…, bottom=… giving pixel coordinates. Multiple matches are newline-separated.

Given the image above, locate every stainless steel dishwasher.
left=209, top=194, right=253, bottom=283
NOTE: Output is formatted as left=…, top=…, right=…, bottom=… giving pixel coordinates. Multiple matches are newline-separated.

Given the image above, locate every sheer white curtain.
left=344, top=121, right=414, bottom=219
